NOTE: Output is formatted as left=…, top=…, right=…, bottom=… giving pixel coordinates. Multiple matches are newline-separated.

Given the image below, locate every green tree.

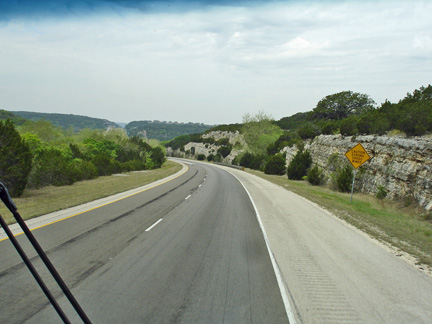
left=217, top=145, right=232, bottom=158
left=0, top=120, right=33, bottom=196
left=340, top=116, right=359, bottom=136
left=297, top=123, right=321, bottom=139
left=150, top=146, right=166, bottom=168
left=28, top=147, right=75, bottom=188
left=311, top=91, right=375, bottom=120
left=287, top=150, right=312, bottom=180
left=336, top=165, right=353, bottom=193
left=264, top=154, right=286, bottom=175
left=307, top=165, right=325, bottom=186
left=18, top=119, right=64, bottom=144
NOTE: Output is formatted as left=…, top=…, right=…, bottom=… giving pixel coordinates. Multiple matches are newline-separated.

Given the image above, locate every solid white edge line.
left=231, top=173, right=297, bottom=324
left=145, top=218, right=163, bottom=232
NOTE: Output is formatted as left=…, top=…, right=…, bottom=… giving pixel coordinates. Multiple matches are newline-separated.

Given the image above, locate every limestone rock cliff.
left=167, top=131, right=244, bottom=164
left=283, top=134, right=432, bottom=211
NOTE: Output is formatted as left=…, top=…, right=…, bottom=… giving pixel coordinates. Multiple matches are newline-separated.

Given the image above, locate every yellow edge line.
left=0, top=164, right=189, bottom=242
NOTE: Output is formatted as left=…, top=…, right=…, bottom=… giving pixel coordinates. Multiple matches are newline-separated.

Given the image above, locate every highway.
left=1, top=159, right=432, bottom=323
left=0, top=161, right=288, bottom=323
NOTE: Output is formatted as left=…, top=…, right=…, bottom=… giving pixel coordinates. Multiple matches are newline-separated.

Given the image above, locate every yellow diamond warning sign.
left=345, top=143, right=371, bottom=169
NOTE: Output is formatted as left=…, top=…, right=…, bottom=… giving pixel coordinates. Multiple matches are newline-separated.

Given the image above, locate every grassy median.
left=247, top=169, right=432, bottom=268
left=0, top=160, right=182, bottom=225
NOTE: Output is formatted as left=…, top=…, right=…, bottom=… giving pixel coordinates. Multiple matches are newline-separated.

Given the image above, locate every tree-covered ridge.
left=12, top=111, right=121, bottom=131
left=166, top=85, right=431, bottom=182
left=0, top=110, right=27, bottom=125
left=126, top=120, right=214, bottom=141
left=275, top=85, right=432, bottom=137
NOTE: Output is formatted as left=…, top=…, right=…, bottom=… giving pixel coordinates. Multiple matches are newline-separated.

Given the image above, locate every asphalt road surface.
left=0, top=161, right=288, bottom=323
left=226, top=164, right=432, bottom=324
left=1, top=159, right=432, bottom=324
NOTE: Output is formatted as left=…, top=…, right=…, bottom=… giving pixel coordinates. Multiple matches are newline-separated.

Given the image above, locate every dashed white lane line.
left=145, top=219, right=163, bottom=232
left=185, top=195, right=192, bottom=200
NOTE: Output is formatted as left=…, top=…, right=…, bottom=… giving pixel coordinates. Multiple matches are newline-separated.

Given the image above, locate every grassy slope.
left=0, top=161, right=182, bottom=225
left=247, top=169, right=432, bottom=267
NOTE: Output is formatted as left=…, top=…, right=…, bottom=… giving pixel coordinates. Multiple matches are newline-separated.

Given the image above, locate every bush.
left=376, top=186, right=388, bottom=200
left=217, top=145, right=232, bottom=158
left=320, top=120, right=340, bottom=135
left=340, top=117, right=359, bottom=136
left=297, top=123, right=321, bottom=139
left=336, top=165, right=353, bottom=192
left=240, top=152, right=254, bottom=168
left=287, top=150, right=312, bottom=180
left=207, top=154, right=214, bottom=161
left=250, top=154, right=266, bottom=171
left=91, top=153, right=122, bottom=176
left=197, top=154, right=206, bottom=161
left=121, top=159, right=145, bottom=172
left=307, top=165, right=325, bottom=186
left=215, top=138, right=230, bottom=146
left=72, top=159, right=98, bottom=181
left=150, top=146, right=166, bottom=168
left=213, top=153, right=222, bottom=162
left=28, top=148, right=76, bottom=188
left=264, top=154, right=286, bottom=175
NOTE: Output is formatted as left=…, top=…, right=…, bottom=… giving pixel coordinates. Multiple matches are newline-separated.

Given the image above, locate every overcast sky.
left=0, top=0, right=431, bottom=125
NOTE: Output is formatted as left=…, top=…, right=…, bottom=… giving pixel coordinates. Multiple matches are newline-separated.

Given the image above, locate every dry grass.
left=0, top=161, right=182, bottom=224
left=247, top=169, right=432, bottom=267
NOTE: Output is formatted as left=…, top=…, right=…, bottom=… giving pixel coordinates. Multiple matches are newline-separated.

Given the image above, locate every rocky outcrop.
left=167, top=131, right=245, bottom=164
left=201, top=131, right=246, bottom=146
left=283, top=134, right=432, bottom=211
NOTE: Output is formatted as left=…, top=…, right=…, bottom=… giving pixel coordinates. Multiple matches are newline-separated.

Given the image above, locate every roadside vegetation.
left=0, top=118, right=166, bottom=198
left=0, top=161, right=181, bottom=225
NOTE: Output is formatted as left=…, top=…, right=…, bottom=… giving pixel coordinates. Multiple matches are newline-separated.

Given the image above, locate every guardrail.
left=213, top=162, right=245, bottom=171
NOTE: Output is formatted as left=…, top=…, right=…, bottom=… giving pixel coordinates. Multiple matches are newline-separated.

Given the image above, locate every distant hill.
left=0, top=110, right=27, bottom=125
left=12, top=111, right=121, bottom=131
left=126, top=120, right=215, bottom=141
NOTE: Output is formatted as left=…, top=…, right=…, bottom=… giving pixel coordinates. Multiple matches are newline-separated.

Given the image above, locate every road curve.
left=222, top=164, right=432, bottom=324
left=0, top=161, right=288, bottom=323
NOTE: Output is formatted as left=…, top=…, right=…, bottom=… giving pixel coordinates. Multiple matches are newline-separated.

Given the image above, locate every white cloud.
left=0, top=1, right=431, bottom=124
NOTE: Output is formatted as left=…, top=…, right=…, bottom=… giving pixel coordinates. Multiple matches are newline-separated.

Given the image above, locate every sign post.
left=344, top=143, right=372, bottom=202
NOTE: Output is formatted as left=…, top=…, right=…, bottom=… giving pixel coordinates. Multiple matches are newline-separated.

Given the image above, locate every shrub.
left=264, top=154, right=286, bottom=175
left=28, top=148, right=76, bottom=188
left=340, top=117, right=359, bottom=136
left=287, top=150, right=312, bottom=180
left=150, top=146, right=166, bottom=168
left=250, top=154, right=266, bottom=171
left=240, top=152, right=254, bottom=168
left=307, top=165, right=325, bottom=186
left=217, top=145, right=232, bottom=158
left=197, top=154, right=206, bottom=161
left=336, top=165, right=353, bottom=192
left=71, top=159, right=98, bottom=181
left=121, top=159, right=145, bottom=172
left=215, top=138, right=230, bottom=146
left=213, top=153, right=222, bottom=162
left=376, top=186, right=388, bottom=200
left=320, top=120, right=340, bottom=135
left=297, top=123, right=321, bottom=139
left=207, top=154, right=214, bottom=161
